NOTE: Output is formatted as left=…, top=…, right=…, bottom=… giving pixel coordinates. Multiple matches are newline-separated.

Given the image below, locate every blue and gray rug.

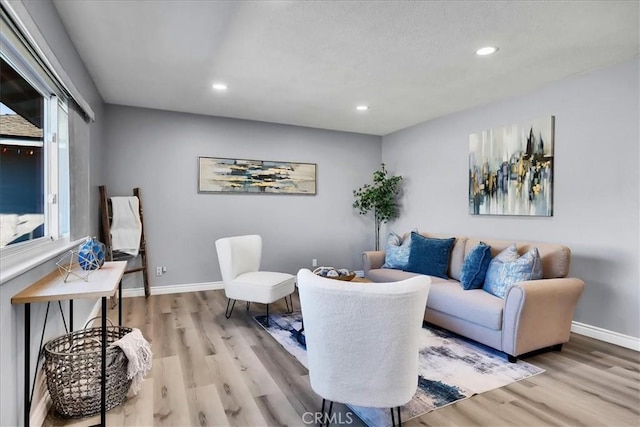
left=254, top=312, right=544, bottom=427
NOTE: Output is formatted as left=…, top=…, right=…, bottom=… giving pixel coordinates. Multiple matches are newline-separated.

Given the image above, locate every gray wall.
left=0, top=3, right=636, bottom=425
left=21, top=0, right=107, bottom=237
left=0, top=1, right=106, bottom=425
left=382, top=58, right=640, bottom=339
left=105, top=105, right=382, bottom=287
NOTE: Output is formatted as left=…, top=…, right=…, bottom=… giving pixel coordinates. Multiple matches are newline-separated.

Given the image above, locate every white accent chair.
left=296, top=268, right=430, bottom=426
left=215, top=235, right=295, bottom=326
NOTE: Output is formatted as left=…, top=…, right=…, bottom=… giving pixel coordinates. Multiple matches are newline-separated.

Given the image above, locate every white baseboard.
left=571, top=321, right=640, bottom=351
left=84, top=299, right=103, bottom=327
left=103, top=284, right=640, bottom=353
left=30, top=368, right=51, bottom=427
left=31, top=282, right=224, bottom=420
left=121, top=281, right=223, bottom=298
left=32, top=298, right=103, bottom=423
left=84, top=282, right=223, bottom=325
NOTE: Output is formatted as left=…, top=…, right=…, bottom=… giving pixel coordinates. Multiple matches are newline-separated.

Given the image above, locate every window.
left=0, top=35, right=69, bottom=252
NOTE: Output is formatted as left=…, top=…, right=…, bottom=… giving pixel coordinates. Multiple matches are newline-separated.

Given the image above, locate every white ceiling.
left=53, top=0, right=639, bottom=136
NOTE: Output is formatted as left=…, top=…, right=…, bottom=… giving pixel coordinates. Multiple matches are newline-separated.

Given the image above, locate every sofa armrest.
left=362, top=251, right=385, bottom=276
left=502, top=277, right=585, bottom=357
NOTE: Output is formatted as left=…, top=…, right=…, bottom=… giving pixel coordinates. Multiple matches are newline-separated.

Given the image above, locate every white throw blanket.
left=110, top=196, right=142, bottom=256
left=111, top=328, right=152, bottom=395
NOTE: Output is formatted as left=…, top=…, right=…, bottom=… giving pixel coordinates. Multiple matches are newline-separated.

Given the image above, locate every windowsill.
left=0, top=237, right=85, bottom=285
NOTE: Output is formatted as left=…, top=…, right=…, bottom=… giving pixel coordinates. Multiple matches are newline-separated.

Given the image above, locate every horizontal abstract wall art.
left=198, top=157, right=316, bottom=194
left=469, top=116, right=554, bottom=216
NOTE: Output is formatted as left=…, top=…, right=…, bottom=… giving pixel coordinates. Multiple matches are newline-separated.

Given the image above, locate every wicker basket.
left=43, top=321, right=133, bottom=418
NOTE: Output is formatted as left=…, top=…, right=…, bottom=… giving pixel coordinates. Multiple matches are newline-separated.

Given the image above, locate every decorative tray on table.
left=312, top=266, right=356, bottom=281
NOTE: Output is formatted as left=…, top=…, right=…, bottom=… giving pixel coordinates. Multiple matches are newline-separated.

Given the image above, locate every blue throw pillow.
left=483, top=244, right=543, bottom=298
left=382, top=230, right=414, bottom=270
left=460, top=242, right=492, bottom=290
left=405, top=232, right=455, bottom=279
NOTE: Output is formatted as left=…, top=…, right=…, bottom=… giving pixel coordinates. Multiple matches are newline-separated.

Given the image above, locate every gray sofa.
left=363, top=233, right=585, bottom=361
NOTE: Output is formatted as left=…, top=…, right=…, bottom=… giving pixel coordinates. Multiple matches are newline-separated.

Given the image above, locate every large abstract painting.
left=469, top=116, right=554, bottom=216
left=198, top=157, right=316, bottom=194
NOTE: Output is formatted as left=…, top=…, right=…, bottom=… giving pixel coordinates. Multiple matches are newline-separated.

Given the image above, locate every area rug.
left=254, top=312, right=544, bottom=427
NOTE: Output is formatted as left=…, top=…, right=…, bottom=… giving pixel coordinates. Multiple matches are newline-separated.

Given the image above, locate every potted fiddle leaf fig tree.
left=353, top=164, right=403, bottom=250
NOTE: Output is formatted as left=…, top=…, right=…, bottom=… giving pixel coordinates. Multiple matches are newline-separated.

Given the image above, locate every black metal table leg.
left=24, top=303, right=30, bottom=427
left=69, top=299, right=73, bottom=331
left=118, top=280, right=122, bottom=326
left=101, top=296, right=107, bottom=426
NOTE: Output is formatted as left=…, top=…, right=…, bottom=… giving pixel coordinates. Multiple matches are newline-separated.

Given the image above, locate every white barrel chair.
left=215, top=235, right=295, bottom=326
left=297, top=268, right=430, bottom=426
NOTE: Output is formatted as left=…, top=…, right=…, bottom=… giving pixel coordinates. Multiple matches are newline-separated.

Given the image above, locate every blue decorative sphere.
left=78, top=237, right=106, bottom=270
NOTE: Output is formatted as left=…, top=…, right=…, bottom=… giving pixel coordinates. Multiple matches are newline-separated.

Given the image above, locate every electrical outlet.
left=312, top=258, right=318, bottom=267
left=156, top=266, right=162, bottom=276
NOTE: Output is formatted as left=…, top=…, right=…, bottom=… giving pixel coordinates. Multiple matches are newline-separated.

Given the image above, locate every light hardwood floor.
left=44, top=291, right=640, bottom=427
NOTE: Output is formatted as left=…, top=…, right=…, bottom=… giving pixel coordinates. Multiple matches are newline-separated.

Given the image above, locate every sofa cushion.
left=382, top=230, right=412, bottom=270
left=465, top=237, right=571, bottom=279
left=368, top=268, right=422, bottom=283
left=483, top=245, right=543, bottom=298
left=460, top=242, right=492, bottom=290
left=406, top=233, right=455, bottom=279
left=367, top=268, right=453, bottom=283
left=427, top=281, right=504, bottom=330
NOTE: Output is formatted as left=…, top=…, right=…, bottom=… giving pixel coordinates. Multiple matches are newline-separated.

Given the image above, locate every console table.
left=11, top=261, right=127, bottom=427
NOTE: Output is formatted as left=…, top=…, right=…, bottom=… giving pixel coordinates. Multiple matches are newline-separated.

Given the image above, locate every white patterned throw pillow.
left=382, top=230, right=415, bottom=270
left=483, top=244, right=543, bottom=298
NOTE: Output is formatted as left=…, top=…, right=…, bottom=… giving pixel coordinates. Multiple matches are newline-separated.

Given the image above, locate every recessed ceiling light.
left=476, top=46, right=498, bottom=56
left=212, top=83, right=228, bottom=91
left=356, top=105, right=369, bottom=111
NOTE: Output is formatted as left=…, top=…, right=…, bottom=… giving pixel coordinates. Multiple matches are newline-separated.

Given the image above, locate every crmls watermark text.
left=302, top=411, right=354, bottom=425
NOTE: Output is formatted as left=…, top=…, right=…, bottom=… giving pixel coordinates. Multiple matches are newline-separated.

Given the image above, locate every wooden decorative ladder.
left=99, top=185, right=150, bottom=299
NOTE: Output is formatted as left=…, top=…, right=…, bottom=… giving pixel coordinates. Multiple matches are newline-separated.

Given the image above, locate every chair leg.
left=320, top=399, right=337, bottom=426
left=284, top=294, right=293, bottom=313
left=296, top=319, right=305, bottom=345
left=265, top=304, right=269, bottom=327
left=246, top=301, right=250, bottom=310
left=225, top=299, right=236, bottom=319
left=391, top=407, right=401, bottom=426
